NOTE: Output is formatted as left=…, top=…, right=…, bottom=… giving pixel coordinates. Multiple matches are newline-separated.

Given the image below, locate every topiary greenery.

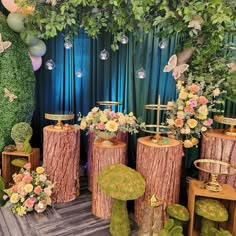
left=0, top=12, right=35, bottom=152
left=11, top=122, right=33, bottom=143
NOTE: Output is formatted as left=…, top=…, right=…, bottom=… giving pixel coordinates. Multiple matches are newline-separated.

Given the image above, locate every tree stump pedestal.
left=134, top=136, right=183, bottom=225
left=43, top=125, right=80, bottom=203
left=92, top=140, right=127, bottom=219
left=87, top=131, right=128, bottom=191
left=200, top=129, right=236, bottom=187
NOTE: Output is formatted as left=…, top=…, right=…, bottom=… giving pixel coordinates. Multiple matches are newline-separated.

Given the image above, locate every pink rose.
left=24, top=163, right=31, bottom=170
left=24, top=197, right=36, bottom=208
left=188, top=84, right=200, bottom=93
left=203, top=119, right=213, bottom=126
left=3, top=194, right=8, bottom=200
left=13, top=174, right=23, bottom=183
left=198, top=96, right=208, bottom=105
left=213, top=88, right=220, bottom=97
left=22, top=175, right=33, bottom=184
left=34, top=186, right=42, bottom=195
left=184, top=105, right=194, bottom=113
left=174, top=118, right=184, bottom=128
left=96, top=122, right=105, bottom=130
left=11, top=185, right=19, bottom=193
left=109, top=111, right=116, bottom=118
left=189, top=99, right=198, bottom=107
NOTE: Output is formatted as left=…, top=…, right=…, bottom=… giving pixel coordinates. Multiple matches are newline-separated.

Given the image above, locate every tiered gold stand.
left=45, top=113, right=75, bottom=130
left=142, top=96, right=172, bottom=143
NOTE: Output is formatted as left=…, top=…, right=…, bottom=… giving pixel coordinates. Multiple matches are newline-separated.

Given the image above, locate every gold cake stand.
left=214, top=115, right=236, bottom=136
left=194, top=159, right=236, bottom=192
left=45, top=113, right=75, bottom=130
left=96, top=101, right=122, bottom=110
left=142, top=96, right=172, bottom=143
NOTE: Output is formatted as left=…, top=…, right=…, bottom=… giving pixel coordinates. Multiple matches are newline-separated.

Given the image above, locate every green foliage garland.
left=0, top=12, right=35, bottom=151
left=15, top=0, right=236, bottom=100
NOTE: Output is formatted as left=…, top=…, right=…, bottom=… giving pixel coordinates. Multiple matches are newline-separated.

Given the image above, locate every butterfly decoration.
left=163, top=54, right=189, bottom=80
left=227, top=63, right=236, bottom=73
left=0, top=33, right=12, bottom=54
left=4, top=88, right=17, bottom=102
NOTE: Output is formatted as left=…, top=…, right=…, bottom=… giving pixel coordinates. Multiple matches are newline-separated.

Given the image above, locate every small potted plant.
left=11, top=122, right=33, bottom=153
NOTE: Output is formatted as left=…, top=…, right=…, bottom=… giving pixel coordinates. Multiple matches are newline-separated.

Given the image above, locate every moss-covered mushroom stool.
left=167, top=203, right=190, bottom=227
left=195, top=198, right=228, bottom=236
left=98, top=164, right=146, bottom=236
left=159, top=219, right=184, bottom=236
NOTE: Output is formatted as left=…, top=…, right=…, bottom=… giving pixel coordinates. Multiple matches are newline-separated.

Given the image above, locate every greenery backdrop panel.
left=0, top=12, right=35, bottom=151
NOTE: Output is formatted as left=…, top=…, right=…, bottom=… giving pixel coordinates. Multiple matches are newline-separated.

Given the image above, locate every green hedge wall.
left=0, top=12, right=35, bottom=151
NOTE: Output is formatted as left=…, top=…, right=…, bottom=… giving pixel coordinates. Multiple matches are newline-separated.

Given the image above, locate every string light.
left=136, top=67, right=146, bottom=79
left=64, top=40, right=73, bottom=49
left=120, top=35, right=129, bottom=44
left=45, top=59, right=56, bottom=70
left=159, top=39, right=168, bottom=49
left=76, top=69, right=83, bottom=78
left=99, top=49, right=109, bottom=60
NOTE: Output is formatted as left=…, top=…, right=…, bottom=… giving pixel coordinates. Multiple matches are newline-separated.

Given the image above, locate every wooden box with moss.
left=1, top=148, right=40, bottom=187
left=188, top=180, right=236, bottom=236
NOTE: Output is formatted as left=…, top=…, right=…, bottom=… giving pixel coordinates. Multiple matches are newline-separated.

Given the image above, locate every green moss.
left=0, top=12, right=35, bottom=151
left=110, top=199, right=130, bottom=236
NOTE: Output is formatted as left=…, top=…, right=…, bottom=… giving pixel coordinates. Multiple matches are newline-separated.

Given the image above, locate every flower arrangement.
left=79, top=107, right=142, bottom=135
left=3, top=163, right=54, bottom=216
left=166, top=75, right=226, bottom=148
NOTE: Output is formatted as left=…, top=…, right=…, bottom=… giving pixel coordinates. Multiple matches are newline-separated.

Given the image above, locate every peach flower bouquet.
left=166, top=78, right=225, bottom=148
left=4, top=163, right=54, bottom=216
left=79, top=107, right=142, bottom=135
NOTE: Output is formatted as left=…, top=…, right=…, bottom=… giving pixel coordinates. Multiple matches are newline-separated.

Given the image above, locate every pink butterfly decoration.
left=163, top=54, right=189, bottom=80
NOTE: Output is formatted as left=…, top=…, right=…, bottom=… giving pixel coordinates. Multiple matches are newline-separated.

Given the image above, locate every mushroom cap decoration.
left=167, top=203, right=190, bottom=222
left=98, top=164, right=146, bottom=201
left=195, top=198, right=228, bottom=222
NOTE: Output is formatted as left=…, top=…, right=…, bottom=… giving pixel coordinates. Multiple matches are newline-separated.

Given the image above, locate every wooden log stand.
left=188, top=180, right=236, bottom=236
left=87, top=131, right=128, bottom=191
left=134, top=136, right=183, bottom=225
left=200, top=129, right=236, bottom=187
left=43, top=125, right=80, bottom=203
left=92, top=140, right=127, bottom=219
left=1, top=148, right=40, bottom=187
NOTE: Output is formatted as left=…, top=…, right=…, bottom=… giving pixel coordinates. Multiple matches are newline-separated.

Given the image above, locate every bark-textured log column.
left=200, top=129, right=236, bottom=187
left=135, top=136, right=183, bottom=225
left=43, top=125, right=80, bottom=203
left=87, top=131, right=128, bottom=191
left=92, top=140, right=127, bottom=219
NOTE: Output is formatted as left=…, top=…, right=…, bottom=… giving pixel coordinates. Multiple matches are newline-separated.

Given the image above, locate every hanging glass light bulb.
left=120, top=35, right=129, bottom=44
left=99, top=49, right=109, bottom=60
left=136, top=67, right=146, bottom=79
left=45, top=59, right=56, bottom=70
left=159, top=39, right=168, bottom=49
left=64, top=40, right=73, bottom=49
left=76, top=69, right=83, bottom=78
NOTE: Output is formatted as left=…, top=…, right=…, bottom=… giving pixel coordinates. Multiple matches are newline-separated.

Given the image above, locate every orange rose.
left=174, top=118, right=184, bottom=128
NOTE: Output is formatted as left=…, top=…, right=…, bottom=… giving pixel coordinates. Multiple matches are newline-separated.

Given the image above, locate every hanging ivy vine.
left=14, top=0, right=236, bottom=100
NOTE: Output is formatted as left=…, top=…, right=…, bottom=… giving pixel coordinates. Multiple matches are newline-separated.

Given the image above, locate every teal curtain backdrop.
left=31, top=30, right=178, bottom=165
